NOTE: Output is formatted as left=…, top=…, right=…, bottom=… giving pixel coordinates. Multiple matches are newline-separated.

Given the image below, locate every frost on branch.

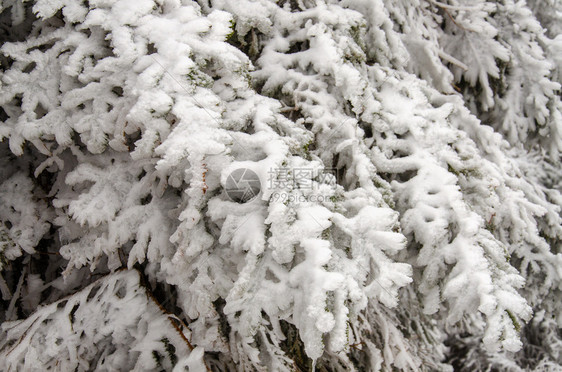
left=0, top=172, right=51, bottom=269
left=53, top=151, right=176, bottom=274
left=436, top=0, right=561, bottom=156
left=1, top=0, right=561, bottom=370
left=0, top=269, right=204, bottom=372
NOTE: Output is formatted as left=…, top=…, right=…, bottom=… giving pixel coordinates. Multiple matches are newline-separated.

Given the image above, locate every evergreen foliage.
left=0, top=0, right=561, bottom=370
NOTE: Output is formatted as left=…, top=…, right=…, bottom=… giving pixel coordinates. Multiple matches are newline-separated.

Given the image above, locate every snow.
left=0, top=0, right=561, bottom=370
left=0, top=270, right=197, bottom=371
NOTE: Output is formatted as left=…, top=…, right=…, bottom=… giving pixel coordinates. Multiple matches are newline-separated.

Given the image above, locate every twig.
left=0, top=272, right=12, bottom=300
left=6, top=268, right=26, bottom=321
left=139, top=269, right=212, bottom=371
left=438, top=50, right=469, bottom=71
left=202, top=162, right=208, bottom=195
left=429, top=0, right=475, bottom=32
left=429, top=0, right=481, bottom=11
left=33, top=250, right=60, bottom=256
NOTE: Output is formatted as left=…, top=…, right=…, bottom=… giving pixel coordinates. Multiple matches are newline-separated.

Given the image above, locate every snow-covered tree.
left=0, top=0, right=560, bottom=370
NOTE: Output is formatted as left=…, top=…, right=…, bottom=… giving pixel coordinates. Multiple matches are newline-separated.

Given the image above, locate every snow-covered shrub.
left=0, top=269, right=205, bottom=371
left=0, top=0, right=560, bottom=370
